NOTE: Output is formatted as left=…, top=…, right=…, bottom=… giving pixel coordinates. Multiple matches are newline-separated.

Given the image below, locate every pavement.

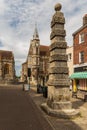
left=28, top=85, right=87, bottom=130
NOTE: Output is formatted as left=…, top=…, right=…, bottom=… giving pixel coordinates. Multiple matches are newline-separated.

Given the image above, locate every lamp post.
left=28, top=68, right=31, bottom=89
left=37, top=67, right=39, bottom=85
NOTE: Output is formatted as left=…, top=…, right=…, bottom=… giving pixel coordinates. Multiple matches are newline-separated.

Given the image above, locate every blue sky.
left=0, top=0, right=87, bottom=76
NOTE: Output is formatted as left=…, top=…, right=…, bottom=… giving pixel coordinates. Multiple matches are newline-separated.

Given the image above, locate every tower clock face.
left=32, top=42, right=38, bottom=47
left=36, top=42, right=38, bottom=46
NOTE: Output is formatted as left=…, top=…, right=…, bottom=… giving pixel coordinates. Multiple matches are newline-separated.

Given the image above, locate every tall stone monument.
left=47, top=3, right=71, bottom=110
left=41, top=3, right=79, bottom=118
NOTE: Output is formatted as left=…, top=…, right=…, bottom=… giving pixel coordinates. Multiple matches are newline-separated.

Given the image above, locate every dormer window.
left=79, top=33, right=84, bottom=43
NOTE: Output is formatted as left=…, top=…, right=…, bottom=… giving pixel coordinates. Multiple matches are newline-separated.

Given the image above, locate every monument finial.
left=54, top=3, right=62, bottom=11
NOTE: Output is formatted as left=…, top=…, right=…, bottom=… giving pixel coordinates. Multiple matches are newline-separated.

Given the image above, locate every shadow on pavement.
left=72, top=98, right=85, bottom=109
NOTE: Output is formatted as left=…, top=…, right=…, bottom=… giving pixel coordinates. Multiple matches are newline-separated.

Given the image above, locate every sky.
left=0, top=0, right=87, bottom=76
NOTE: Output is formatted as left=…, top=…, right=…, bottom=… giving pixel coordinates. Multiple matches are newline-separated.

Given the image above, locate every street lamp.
left=28, top=68, right=31, bottom=89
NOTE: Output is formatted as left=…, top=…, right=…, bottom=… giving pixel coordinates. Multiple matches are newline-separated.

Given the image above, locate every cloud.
left=0, top=0, right=7, bottom=15
left=0, top=0, right=87, bottom=76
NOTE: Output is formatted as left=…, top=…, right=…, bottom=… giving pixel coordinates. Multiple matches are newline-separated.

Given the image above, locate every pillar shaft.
left=47, top=3, right=71, bottom=110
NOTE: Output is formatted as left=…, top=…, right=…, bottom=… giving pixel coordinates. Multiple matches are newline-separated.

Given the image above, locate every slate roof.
left=40, top=45, right=50, bottom=56
left=0, top=50, right=14, bottom=59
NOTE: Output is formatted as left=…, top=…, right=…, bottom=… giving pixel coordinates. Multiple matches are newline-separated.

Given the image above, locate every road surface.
left=0, top=85, right=53, bottom=130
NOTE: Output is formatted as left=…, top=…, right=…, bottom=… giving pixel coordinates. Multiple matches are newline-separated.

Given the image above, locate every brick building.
left=71, top=14, right=87, bottom=100
left=66, top=46, right=73, bottom=77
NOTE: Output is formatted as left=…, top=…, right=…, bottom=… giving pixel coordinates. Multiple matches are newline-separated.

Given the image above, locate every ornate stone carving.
left=49, top=54, right=67, bottom=62
left=50, top=29, right=66, bottom=40
left=49, top=73, right=68, bottom=79
left=48, top=79, right=70, bottom=86
left=49, top=67, right=68, bottom=74
left=51, top=37, right=65, bottom=44
left=51, top=16, right=65, bottom=27
left=50, top=42, right=67, bottom=50
left=50, top=62, right=67, bottom=67
left=50, top=49, right=66, bottom=56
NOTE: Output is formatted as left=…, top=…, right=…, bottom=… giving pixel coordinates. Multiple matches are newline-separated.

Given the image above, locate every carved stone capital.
left=51, top=15, right=65, bottom=27
left=48, top=79, right=70, bottom=86
left=49, top=67, right=68, bottom=74
left=50, top=29, right=66, bottom=40
left=49, top=54, right=68, bottom=62
left=50, top=42, right=67, bottom=50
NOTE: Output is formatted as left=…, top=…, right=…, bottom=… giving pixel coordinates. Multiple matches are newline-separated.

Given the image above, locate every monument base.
left=47, top=100, right=72, bottom=110
left=41, top=103, right=80, bottom=119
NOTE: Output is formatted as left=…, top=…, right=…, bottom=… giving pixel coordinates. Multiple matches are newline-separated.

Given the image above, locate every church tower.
left=30, top=24, right=40, bottom=85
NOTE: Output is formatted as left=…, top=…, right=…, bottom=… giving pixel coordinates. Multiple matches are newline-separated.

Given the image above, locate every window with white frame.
left=68, top=53, right=72, bottom=61
left=79, top=33, right=84, bottom=43
left=79, top=51, right=84, bottom=63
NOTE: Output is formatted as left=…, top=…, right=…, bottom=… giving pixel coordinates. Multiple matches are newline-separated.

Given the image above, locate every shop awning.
left=70, top=72, right=87, bottom=79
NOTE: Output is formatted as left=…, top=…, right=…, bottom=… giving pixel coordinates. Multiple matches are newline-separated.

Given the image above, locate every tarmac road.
left=0, top=85, right=53, bottom=130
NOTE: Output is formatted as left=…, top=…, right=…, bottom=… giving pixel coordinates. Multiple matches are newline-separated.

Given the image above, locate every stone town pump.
left=47, top=3, right=71, bottom=110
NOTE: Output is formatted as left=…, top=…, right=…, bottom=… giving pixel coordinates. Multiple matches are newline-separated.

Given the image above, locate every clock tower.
left=30, top=24, right=40, bottom=85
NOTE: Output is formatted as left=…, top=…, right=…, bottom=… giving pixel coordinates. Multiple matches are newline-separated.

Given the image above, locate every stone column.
left=41, top=3, right=79, bottom=118
left=47, top=3, right=71, bottom=110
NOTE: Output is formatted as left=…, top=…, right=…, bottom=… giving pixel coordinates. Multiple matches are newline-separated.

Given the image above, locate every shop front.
left=70, top=72, right=87, bottom=101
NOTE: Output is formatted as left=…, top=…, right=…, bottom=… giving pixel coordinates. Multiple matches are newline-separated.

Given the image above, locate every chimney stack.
left=83, top=14, right=87, bottom=26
